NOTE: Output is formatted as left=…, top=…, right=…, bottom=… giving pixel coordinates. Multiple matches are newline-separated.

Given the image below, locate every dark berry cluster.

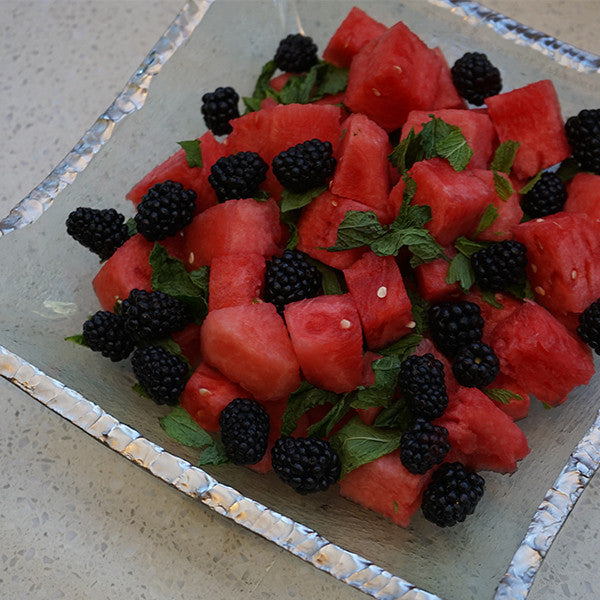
left=271, top=436, right=341, bottom=494
left=565, top=108, right=600, bottom=175
left=135, top=180, right=197, bottom=241
left=274, top=33, right=319, bottom=73
left=272, top=139, right=336, bottom=193
left=219, top=398, right=270, bottom=465
left=82, top=311, right=135, bottom=362
left=209, top=151, right=268, bottom=201
left=471, top=240, right=528, bottom=292
left=450, top=52, right=502, bottom=106
left=66, top=207, right=129, bottom=260
left=577, top=298, right=600, bottom=355
left=521, top=172, right=567, bottom=218
left=428, top=301, right=484, bottom=358
left=398, top=353, right=448, bottom=419
left=452, top=341, right=500, bottom=388
left=421, top=462, right=485, bottom=527
left=400, top=419, right=450, bottom=475
left=201, top=86, right=240, bottom=136
left=264, top=250, right=322, bottom=314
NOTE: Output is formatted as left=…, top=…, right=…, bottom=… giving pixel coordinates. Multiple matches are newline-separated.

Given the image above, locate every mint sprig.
left=177, top=139, right=203, bottom=168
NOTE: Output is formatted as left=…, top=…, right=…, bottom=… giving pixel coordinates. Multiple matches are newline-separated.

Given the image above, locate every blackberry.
left=264, top=250, right=321, bottom=314
left=209, top=151, right=268, bottom=201
left=82, top=310, right=135, bottom=362
left=131, top=345, right=189, bottom=405
left=521, top=172, right=567, bottom=218
left=471, top=240, right=528, bottom=292
left=428, top=301, right=484, bottom=357
left=452, top=341, right=499, bottom=388
left=577, top=298, right=600, bottom=355
left=219, top=398, right=270, bottom=465
left=201, top=86, right=240, bottom=136
left=272, top=139, right=336, bottom=193
left=134, top=180, right=196, bottom=241
left=421, top=462, right=485, bottom=527
left=66, top=207, right=129, bottom=260
left=398, top=354, right=449, bottom=420
left=120, top=289, right=191, bottom=342
left=274, top=33, right=318, bottom=73
left=565, top=108, right=600, bottom=175
left=450, top=52, right=502, bottom=106
left=400, top=419, right=450, bottom=475
left=271, top=436, right=341, bottom=495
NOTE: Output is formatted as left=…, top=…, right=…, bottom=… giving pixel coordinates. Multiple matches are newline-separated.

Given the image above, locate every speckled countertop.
left=1, top=2, right=600, bottom=599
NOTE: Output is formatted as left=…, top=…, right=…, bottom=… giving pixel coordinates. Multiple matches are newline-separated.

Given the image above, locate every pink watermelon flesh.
left=475, top=189, right=523, bottom=242
left=171, top=322, right=203, bottom=369
left=344, top=21, right=443, bottom=131
left=184, top=198, right=282, bottom=268
left=200, top=302, right=301, bottom=403
left=512, top=211, right=600, bottom=317
left=92, top=234, right=153, bottom=311
left=434, top=386, right=530, bottom=474
left=485, top=80, right=571, bottom=180
left=402, top=109, right=496, bottom=170
left=208, top=253, right=266, bottom=311
left=430, top=47, right=466, bottom=110
left=284, top=294, right=364, bottom=393
left=339, top=450, right=432, bottom=527
left=565, top=172, right=600, bottom=235
left=409, top=158, right=497, bottom=246
left=322, top=6, right=388, bottom=68
left=180, top=362, right=251, bottom=431
left=492, top=300, right=594, bottom=406
left=296, top=190, right=371, bottom=270
left=414, top=246, right=462, bottom=304
left=330, top=113, right=392, bottom=218
left=126, top=131, right=226, bottom=214
left=484, top=372, right=531, bottom=421
left=464, top=288, right=524, bottom=343
left=343, top=251, right=414, bottom=349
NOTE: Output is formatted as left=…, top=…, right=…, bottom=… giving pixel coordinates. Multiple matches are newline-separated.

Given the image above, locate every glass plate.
left=1, top=2, right=600, bottom=599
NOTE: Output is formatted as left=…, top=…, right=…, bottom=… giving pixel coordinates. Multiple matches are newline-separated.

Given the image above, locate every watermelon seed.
left=572, top=269, right=578, bottom=280
left=340, top=319, right=352, bottom=329
left=198, top=387, right=211, bottom=397
left=377, top=286, right=388, bottom=298
left=188, top=252, right=195, bottom=264
left=393, top=65, right=403, bottom=74
left=331, top=199, right=338, bottom=207
left=406, top=321, right=416, bottom=329
left=531, top=264, right=538, bottom=273
left=535, top=286, right=546, bottom=296
left=372, top=88, right=382, bottom=97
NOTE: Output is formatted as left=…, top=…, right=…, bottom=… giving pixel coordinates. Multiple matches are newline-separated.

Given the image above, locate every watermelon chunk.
left=184, top=198, right=283, bottom=268
left=322, top=6, right=388, bottom=68
left=343, top=251, right=414, bottom=349
left=339, top=450, right=432, bottom=527
left=200, top=302, right=301, bottom=403
left=180, top=362, right=251, bottom=431
left=414, top=246, right=461, bottom=304
left=172, top=322, right=203, bottom=368
left=330, top=113, right=392, bottom=218
left=284, top=294, right=364, bottom=393
left=485, top=80, right=571, bottom=180
left=565, top=172, right=600, bottom=235
left=409, top=158, right=497, bottom=246
left=512, top=211, right=600, bottom=317
left=430, top=47, right=466, bottom=110
left=208, top=253, right=266, bottom=311
left=474, top=189, right=523, bottom=242
left=492, top=300, right=594, bottom=406
left=434, top=386, right=530, bottom=474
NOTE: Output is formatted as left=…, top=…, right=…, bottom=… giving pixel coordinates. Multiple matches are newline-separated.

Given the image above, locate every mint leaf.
left=388, top=127, right=424, bottom=174
left=198, top=440, right=230, bottom=466
left=493, top=171, right=514, bottom=202
left=280, top=185, right=326, bottom=213
left=306, top=258, right=347, bottom=295
left=353, top=355, right=401, bottom=409
left=379, top=332, right=423, bottom=362
left=483, top=388, right=524, bottom=405
left=474, top=204, right=500, bottom=236
left=446, top=252, right=475, bottom=294
left=490, top=140, right=520, bottom=174
left=506, top=277, right=535, bottom=301
left=326, top=210, right=386, bottom=251
left=281, top=382, right=338, bottom=437
left=159, top=406, right=213, bottom=448
left=177, top=139, right=203, bottom=168
left=126, top=217, right=138, bottom=237
left=373, top=400, right=413, bottom=429
left=133, top=382, right=151, bottom=398
left=455, top=236, right=487, bottom=258
left=555, top=157, right=581, bottom=183
left=65, top=333, right=87, bottom=347
left=307, top=392, right=356, bottom=438
left=312, top=63, right=349, bottom=99
left=243, top=60, right=277, bottom=112
left=406, top=287, right=430, bottom=335
left=435, top=128, right=473, bottom=171
left=254, top=190, right=271, bottom=202
left=280, top=209, right=300, bottom=250
left=518, top=170, right=543, bottom=195
left=420, top=116, right=454, bottom=158
left=480, top=290, right=504, bottom=309
left=329, top=417, right=403, bottom=479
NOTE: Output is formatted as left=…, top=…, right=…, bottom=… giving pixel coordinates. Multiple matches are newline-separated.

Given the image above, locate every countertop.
left=2, top=1, right=600, bottom=599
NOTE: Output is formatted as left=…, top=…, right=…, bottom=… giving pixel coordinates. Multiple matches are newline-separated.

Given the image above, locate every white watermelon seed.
left=531, top=264, right=538, bottom=273
left=372, top=88, right=381, bottom=96
left=535, top=286, right=546, bottom=296
left=572, top=269, right=578, bottom=279
left=189, top=252, right=195, bottom=264
left=406, top=321, right=416, bottom=329
left=198, top=388, right=211, bottom=397
left=340, top=319, right=352, bottom=329
left=377, top=286, right=387, bottom=298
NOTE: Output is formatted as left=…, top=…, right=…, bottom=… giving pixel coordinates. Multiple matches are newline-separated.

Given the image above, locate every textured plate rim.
left=2, top=1, right=600, bottom=599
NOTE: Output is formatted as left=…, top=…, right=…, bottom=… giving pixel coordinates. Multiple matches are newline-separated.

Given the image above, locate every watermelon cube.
left=184, top=198, right=283, bottom=268
left=172, top=322, right=203, bottom=368
left=330, top=113, right=392, bottom=216
left=565, top=172, right=600, bottom=235
left=409, top=158, right=497, bottom=246
left=208, top=253, right=266, bottom=311
left=485, top=80, right=571, bottom=180
left=430, top=47, right=466, bottom=110
left=414, top=246, right=461, bottom=304
left=180, top=362, right=251, bottom=431
left=322, top=6, right=388, bottom=68
left=492, top=300, right=594, bottom=406
left=284, top=294, right=364, bottom=393
left=474, top=189, right=523, bottom=242
left=512, top=211, right=600, bottom=317
left=343, top=251, right=414, bottom=350
left=200, top=302, right=301, bottom=403
left=484, top=373, right=531, bottom=421
left=339, top=450, right=432, bottom=527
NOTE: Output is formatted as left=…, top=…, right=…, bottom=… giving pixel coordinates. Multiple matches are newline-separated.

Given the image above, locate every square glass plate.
left=1, top=2, right=600, bottom=599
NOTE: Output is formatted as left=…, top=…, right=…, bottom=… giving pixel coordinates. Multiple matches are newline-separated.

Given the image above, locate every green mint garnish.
left=490, top=140, right=520, bottom=174
left=280, top=185, right=327, bottom=213
left=242, top=60, right=277, bottom=112
left=493, top=171, right=515, bottom=202
left=280, top=382, right=338, bottom=437
left=177, top=139, right=203, bottom=168
left=484, top=388, right=524, bottom=405
left=159, top=406, right=213, bottom=448
left=474, top=203, right=500, bottom=236
left=518, top=170, right=543, bottom=195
